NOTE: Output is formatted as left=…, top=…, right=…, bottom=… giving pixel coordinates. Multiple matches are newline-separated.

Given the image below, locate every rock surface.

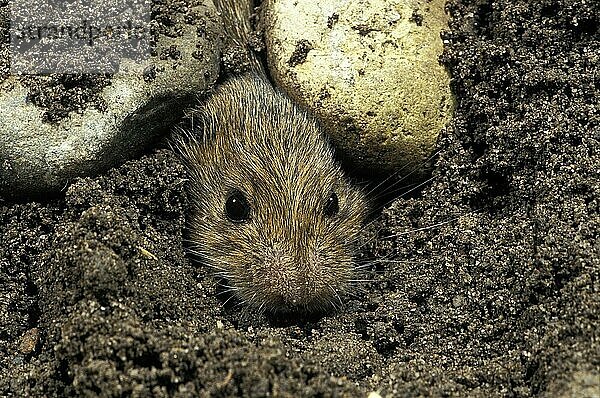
left=263, top=0, right=454, bottom=176
left=0, top=0, right=222, bottom=198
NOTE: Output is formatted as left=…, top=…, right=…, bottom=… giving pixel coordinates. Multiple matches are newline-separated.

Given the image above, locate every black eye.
left=324, top=192, right=339, bottom=217
left=225, top=189, right=251, bottom=223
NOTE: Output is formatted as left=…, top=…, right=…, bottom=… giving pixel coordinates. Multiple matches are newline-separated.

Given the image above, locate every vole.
left=173, top=0, right=368, bottom=313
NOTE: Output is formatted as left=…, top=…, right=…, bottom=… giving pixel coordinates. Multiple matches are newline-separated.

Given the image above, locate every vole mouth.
left=240, top=275, right=349, bottom=314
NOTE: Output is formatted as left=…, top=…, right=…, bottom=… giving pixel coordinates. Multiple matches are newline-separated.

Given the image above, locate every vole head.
left=176, top=75, right=367, bottom=314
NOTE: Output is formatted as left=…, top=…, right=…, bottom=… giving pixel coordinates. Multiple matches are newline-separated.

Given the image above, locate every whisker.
left=379, top=209, right=480, bottom=240
left=325, top=282, right=343, bottom=309
left=222, top=293, right=237, bottom=307
left=364, top=150, right=440, bottom=198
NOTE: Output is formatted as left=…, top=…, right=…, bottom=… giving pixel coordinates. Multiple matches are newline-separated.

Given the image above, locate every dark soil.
left=21, top=74, right=112, bottom=123
left=1, top=0, right=599, bottom=396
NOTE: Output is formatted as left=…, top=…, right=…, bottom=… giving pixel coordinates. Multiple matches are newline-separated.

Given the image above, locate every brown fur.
left=173, top=2, right=367, bottom=313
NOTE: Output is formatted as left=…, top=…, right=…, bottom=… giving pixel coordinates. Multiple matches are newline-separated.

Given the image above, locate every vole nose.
left=257, top=244, right=327, bottom=310
left=263, top=268, right=315, bottom=305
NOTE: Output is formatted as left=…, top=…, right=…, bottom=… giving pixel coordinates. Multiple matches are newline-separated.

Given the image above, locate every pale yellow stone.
left=264, top=0, right=454, bottom=175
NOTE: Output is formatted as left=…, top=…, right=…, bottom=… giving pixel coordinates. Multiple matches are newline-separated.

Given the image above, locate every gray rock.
left=0, top=0, right=222, bottom=198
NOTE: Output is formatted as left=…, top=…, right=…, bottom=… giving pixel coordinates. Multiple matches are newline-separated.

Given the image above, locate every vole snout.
left=239, top=237, right=353, bottom=312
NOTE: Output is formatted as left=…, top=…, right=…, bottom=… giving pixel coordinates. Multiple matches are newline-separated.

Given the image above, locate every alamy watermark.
left=10, top=0, right=151, bottom=74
